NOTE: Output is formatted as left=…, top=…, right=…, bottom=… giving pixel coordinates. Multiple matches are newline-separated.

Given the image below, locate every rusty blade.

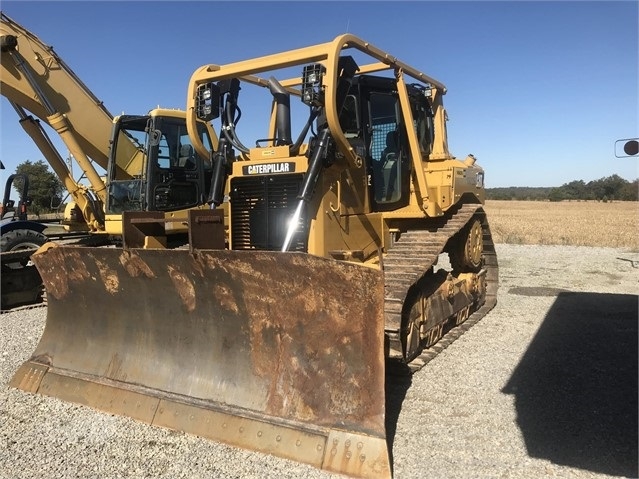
left=11, top=245, right=390, bottom=478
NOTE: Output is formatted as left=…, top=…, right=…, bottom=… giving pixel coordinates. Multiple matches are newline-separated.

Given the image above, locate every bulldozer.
left=10, top=34, right=498, bottom=478
left=0, top=11, right=218, bottom=308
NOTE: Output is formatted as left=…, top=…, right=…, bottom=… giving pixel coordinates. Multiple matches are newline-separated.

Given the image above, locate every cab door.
left=359, top=77, right=411, bottom=212
left=145, top=116, right=212, bottom=212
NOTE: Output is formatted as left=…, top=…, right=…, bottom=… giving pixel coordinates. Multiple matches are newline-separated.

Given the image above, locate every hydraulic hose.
left=208, top=137, right=230, bottom=206
left=290, top=106, right=321, bottom=156
left=281, top=127, right=332, bottom=252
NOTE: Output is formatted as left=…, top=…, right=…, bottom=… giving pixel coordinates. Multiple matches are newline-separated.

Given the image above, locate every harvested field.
left=484, top=200, right=639, bottom=250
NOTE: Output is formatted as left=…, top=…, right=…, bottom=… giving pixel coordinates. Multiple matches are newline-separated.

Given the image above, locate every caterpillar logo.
left=242, top=162, right=295, bottom=175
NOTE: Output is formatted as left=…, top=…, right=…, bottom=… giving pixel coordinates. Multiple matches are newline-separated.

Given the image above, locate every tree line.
left=487, top=175, right=638, bottom=202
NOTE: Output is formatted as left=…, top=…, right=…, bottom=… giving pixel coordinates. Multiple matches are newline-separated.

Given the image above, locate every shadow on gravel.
left=503, top=292, right=638, bottom=478
left=384, top=360, right=412, bottom=474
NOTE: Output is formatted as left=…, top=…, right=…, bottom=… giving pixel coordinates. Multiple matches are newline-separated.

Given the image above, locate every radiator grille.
left=229, top=174, right=308, bottom=251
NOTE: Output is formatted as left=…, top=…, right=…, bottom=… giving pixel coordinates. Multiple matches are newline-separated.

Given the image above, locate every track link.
left=384, top=203, right=499, bottom=374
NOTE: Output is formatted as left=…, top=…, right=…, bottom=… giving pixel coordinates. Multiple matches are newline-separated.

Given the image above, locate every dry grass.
left=483, top=200, right=639, bottom=250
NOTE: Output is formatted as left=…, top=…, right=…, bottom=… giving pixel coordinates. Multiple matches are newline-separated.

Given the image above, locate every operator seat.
left=178, top=144, right=195, bottom=168
left=376, top=130, right=400, bottom=203
left=381, top=130, right=399, bottom=164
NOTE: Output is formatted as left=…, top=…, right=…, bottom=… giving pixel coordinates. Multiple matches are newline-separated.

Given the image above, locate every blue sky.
left=1, top=1, right=637, bottom=188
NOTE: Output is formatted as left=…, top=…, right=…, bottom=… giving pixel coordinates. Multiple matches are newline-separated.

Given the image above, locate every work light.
left=195, top=82, right=220, bottom=121
left=301, top=63, right=326, bottom=107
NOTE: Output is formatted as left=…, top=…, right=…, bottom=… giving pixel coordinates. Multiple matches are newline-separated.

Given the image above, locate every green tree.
left=560, top=180, right=587, bottom=200
left=587, top=174, right=628, bottom=201
left=488, top=176, right=638, bottom=202
left=13, top=160, right=64, bottom=215
left=619, top=179, right=639, bottom=201
left=548, top=188, right=567, bottom=202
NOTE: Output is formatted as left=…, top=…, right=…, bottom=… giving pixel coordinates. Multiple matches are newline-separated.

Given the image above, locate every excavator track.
left=384, top=202, right=499, bottom=374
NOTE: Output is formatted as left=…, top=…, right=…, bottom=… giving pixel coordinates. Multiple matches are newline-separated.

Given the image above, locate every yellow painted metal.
left=186, top=33, right=447, bottom=167
left=0, top=12, right=114, bottom=171
left=15, top=114, right=103, bottom=231
left=396, top=71, right=432, bottom=214
left=428, top=87, right=451, bottom=160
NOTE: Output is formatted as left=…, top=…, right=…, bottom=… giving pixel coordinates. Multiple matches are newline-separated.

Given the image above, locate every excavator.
left=0, top=12, right=218, bottom=308
left=11, top=34, right=498, bottom=478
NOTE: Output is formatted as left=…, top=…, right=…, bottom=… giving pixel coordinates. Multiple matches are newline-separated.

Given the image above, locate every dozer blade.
left=10, top=245, right=390, bottom=478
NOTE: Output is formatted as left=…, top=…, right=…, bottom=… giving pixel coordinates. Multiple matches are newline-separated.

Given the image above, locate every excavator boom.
left=0, top=12, right=114, bottom=172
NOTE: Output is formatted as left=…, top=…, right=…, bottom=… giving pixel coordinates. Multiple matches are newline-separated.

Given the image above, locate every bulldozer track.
left=384, top=202, right=499, bottom=374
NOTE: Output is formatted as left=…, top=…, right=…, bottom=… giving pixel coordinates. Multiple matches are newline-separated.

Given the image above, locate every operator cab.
left=339, top=75, right=435, bottom=212
left=106, top=114, right=214, bottom=214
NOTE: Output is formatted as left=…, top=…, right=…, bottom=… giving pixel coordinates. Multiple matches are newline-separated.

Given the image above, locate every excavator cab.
left=106, top=112, right=214, bottom=214
left=102, top=109, right=218, bottom=237
left=1, top=173, right=30, bottom=221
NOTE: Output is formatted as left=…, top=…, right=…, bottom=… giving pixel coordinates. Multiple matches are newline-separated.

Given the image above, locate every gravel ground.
left=1, top=244, right=637, bottom=479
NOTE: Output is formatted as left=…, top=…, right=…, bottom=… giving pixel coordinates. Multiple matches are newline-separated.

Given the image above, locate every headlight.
left=195, top=82, right=220, bottom=121
left=301, top=63, right=326, bottom=107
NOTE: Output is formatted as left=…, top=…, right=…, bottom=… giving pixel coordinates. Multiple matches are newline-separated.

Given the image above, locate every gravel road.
left=1, top=244, right=637, bottom=479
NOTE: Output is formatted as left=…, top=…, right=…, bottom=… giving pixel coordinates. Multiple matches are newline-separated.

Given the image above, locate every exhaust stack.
left=268, top=77, right=292, bottom=146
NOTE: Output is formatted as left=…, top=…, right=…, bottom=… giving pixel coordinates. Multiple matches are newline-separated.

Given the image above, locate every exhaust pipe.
left=267, top=77, right=292, bottom=146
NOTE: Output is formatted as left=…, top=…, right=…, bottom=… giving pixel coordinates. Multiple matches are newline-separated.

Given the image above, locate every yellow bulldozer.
left=11, top=34, right=498, bottom=478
